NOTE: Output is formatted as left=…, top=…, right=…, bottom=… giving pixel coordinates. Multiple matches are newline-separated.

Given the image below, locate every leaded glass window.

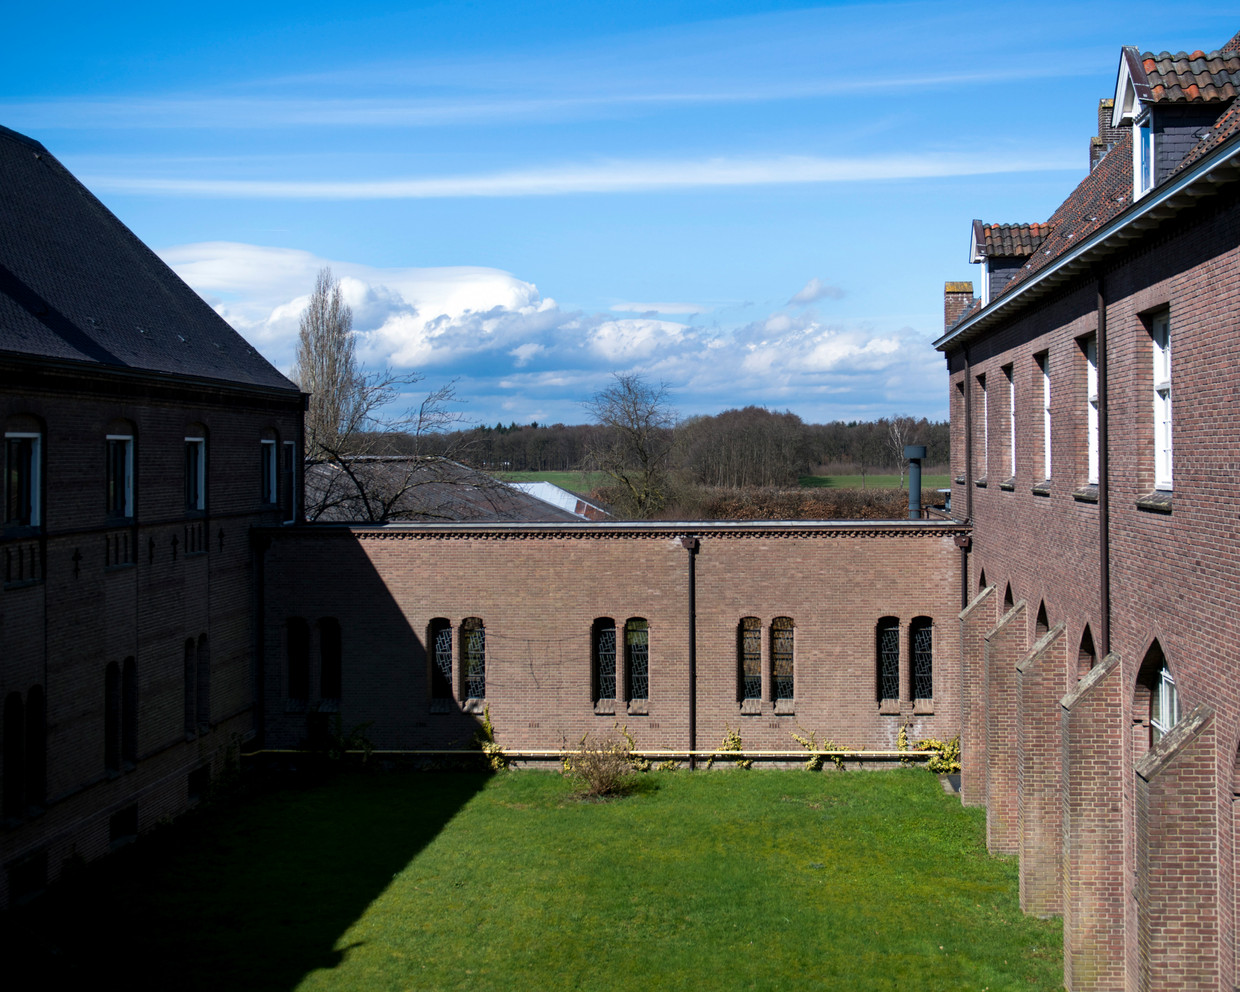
left=625, top=618, right=648, bottom=701
left=430, top=619, right=453, bottom=699
left=911, top=617, right=933, bottom=700
left=595, top=620, right=617, bottom=701
left=461, top=618, right=485, bottom=700
left=739, top=617, right=761, bottom=701
left=877, top=618, right=899, bottom=701
left=771, top=617, right=794, bottom=700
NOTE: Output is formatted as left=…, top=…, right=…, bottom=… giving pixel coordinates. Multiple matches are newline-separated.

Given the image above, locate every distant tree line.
left=405, top=408, right=948, bottom=481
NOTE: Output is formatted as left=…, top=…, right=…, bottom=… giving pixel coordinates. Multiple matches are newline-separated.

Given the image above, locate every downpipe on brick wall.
left=1097, top=278, right=1110, bottom=656
left=680, top=536, right=700, bottom=769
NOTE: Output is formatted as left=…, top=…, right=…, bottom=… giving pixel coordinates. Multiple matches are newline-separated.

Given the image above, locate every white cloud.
left=610, top=301, right=712, bottom=315
left=89, top=151, right=1077, bottom=200
left=787, top=277, right=845, bottom=306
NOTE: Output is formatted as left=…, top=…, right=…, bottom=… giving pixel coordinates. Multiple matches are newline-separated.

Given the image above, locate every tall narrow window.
left=593, top=618, right=617, bottom=702
left=461, top=618, right=486, bottom=700
left=1151, top=664, right=1180, bottom=744
left=5, top=433, right=41, bottom=527
left=1077, top=626, right=1096, bottom=680
left=3, top=692, right=25, bottom=820
left=106, top=435, right=134, bottom=518
left=196, top=634, right=211, bottom=729
left=1004, top=365, right=1015, bottom=480
left=1085, top=337, right=1099, bottom=485
left=429, top=619, right=453, bottom=701
left=281, top=441, right=297, bottom=523
left=1038, top=353, right=1051, bottom=481
left=185, top=437, right=206, bottom=512
left=104, top=662, right=121, bottom=773
left=910, top=617, right=933, bottom=700
left=876, top=617, right=899, bottom=702
left=121, top=657, right=137, bottom=766
left=625, top=618, right=649, bottom=701
left=1152, top=313, right=1172, bottom=490
left=738, top=617, right=761, bottom=701
left=287, top=617, right=310, bottom=705
left=978, top=375, right=988, bottom=479
left=771, top=617, right=794, bottom=700
left=183, top=638, right=197, bottom=735
left=1135, top=115, right=1155, bottom=196
left=260, top=440, right=277, bottom=505
left=319, top=619, right=341, bottom=703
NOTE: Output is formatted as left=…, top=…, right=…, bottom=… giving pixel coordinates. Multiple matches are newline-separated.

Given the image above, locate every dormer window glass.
left=1136, top=113, right=1155, bottom=197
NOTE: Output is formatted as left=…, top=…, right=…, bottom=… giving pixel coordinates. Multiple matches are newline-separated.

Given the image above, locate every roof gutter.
left=934, top=128, right=1240, bottom=353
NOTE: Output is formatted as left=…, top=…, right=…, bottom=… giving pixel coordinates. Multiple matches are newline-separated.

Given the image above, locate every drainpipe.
left=1097, top=281, right=1111, bottom=656
left=680, top=536, right=700, bottom=769
left=964, top=348, right=974, bottom=521
left=905, top=445, right=927, bottom=519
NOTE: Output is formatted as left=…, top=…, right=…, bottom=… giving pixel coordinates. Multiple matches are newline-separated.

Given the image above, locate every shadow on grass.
left=2, top=769, right=492, bottom=992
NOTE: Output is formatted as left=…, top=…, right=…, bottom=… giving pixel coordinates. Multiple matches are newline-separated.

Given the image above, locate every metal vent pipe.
left=905, top=445, right=927, bottom=519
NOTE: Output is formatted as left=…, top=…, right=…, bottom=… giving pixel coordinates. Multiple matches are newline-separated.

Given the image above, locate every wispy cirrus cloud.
left=788, top=277, right=845, bottom=306
left=89, top=151, right=1076, bottom=200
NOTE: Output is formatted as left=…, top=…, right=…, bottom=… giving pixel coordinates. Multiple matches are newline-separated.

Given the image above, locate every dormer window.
left=1135, top=111, right=1155, bottom=198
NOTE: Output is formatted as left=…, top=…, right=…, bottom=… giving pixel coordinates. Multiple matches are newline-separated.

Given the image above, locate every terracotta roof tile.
left=981, top=223, right=1052, bottom=257
left=1142, top=47, right=1240, bottom=104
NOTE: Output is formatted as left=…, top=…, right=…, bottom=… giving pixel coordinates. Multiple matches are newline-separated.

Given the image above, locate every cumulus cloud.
left=787, top=277, right=845, bottom=306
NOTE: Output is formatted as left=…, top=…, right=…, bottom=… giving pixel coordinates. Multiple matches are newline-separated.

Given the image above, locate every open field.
left=5, top=769, right=1061, bottom=991
left=498, top=469, right=608, bottom=492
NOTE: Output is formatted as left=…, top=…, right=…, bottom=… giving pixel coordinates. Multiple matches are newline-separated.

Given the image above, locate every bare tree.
left=585, top=373, right=677, bottom=518
left=885, top=415, right=921, bottom=488
left=292, top=267, right=467, bottom=522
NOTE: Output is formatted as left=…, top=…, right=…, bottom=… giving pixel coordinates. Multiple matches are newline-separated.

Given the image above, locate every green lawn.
left=799, top=474, right=952, bottom=490
left=8, top=770, right=1061, bottom=991
left=499, top=469, right=608, bottom=492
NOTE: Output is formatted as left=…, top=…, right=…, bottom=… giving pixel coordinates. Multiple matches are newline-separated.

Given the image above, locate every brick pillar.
left=1061, top=652, right=1126, bottom=992
left=1016, top=622, right=1065, bottom=917
left=944, top=281, right=975, bottom=331
left=1134, top=704, right=1219, bottom=992
left=959, top=585, right=997, bottom=806
left=985, top=600, right=1026, bottom=854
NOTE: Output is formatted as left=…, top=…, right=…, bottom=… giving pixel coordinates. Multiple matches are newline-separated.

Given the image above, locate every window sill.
left=998, top=478, right=1015, bottom=491
left=913, top=699, right=935, bottom=715
left=1031, top=480, right=1051, bottom=497
left=627, top=699, right=649, bottom=716
left=3, top=578, right=43, bottom=591
left=773, top=698, right=795, bottom=715
left=953, top=475, right=965, bottom=485
left=462, top=697, right=487, bottom=715
left=429, top=698, right=452, bottom=714
left=1136, top=490, right=1172, bottom=514
left=1072, top=484, right=1099, bottom=504
left=878, top=699, right=901, bottom=716
left=974, top=478, right=987, bottom=488
left=739, top=698, right=763, bottom=716
left=593, top=699, right=617, bottom=715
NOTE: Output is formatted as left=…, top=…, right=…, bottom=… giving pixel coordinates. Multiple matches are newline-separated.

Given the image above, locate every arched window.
left=1035, top=602, right=1049, bottom=638
left=196, top=634, right=211, bottom=729
left=104, top=662, right=121, bottom=773
left=461, top=618, right=486, bottom=700
left=184, top=638, right=197, bottom=735
left=593, top=618, right=617, bottom=702
left=625, top=618, right=649, bottom=702
left=1135, top=640, right=1179, bottom=748
left=910, top=617, right=933, bottom=701
left=319, top=619, right=341, bottom=703
left=429, top=618, right=453, bottom=702
left=121, top=657, right=137, bottom=767
left=771, top=617, right=794, bottom=701
left=1077, top=626, right=1096, bottom=680
left=3, top=692, right=25, bottom=820
left=876, top=617, right=900, bottom=702
left=287, top=617, right=310, bottom=705
left=738, top=617, right=761, bottom=702
left=1003, top=584, right=1014, bottom=611
left=977, top=568, right=987, bottom=593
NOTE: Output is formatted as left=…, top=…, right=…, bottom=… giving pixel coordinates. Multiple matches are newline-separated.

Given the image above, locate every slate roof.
left=1140, top=47, right=1240, bottom=104
left=0, top=126, right=297, bottom=393
left=977, top=222, right=1052, bottom=257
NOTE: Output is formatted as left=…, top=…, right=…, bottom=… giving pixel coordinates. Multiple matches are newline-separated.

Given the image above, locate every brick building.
left=938, top=31, right=1240, bottom=992
left=0, top=125, right=304, bottom=907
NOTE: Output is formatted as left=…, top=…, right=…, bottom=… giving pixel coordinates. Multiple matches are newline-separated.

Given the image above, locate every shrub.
left=473, top=705, right=509, bottom=772
left=562, top=729, right=641, bottom=796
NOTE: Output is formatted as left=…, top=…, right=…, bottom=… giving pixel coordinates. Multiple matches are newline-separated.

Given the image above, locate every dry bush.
left=662, top=486, right=942, bottom=521
left=562, top=729, right=640, bottom=797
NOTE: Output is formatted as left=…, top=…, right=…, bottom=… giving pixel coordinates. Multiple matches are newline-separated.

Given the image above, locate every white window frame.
left=1152, top=313, right=1172, bottom=491
left=106, top=434, right=135, bottom=519
left=1150, top=664, right=1180, bottom=743
left=1134, top=111, right=1156, bottom=198
left=1005, top=365, right=1015, bottom=479
left=1039, top=354, right=1052, bottom=481
left=260, top=439, right=277, bottom=505
left=185, top=437, right=206, bottom=512
left=1085, top=338, right=1099, bottom=485
left=5, top=432, right=42, bottom=527
left=978, top=375, right=988, bottom=478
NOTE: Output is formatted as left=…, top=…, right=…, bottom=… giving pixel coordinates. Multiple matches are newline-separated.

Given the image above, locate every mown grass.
left=498, top=470, right=608, bottom=492
left=799, top=473, right=952, bottom=490
left=8, top=769, right=1061, bottom=991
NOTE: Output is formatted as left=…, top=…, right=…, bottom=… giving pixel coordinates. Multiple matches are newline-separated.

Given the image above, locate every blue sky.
left=4, top=2, right=1234, bottom=426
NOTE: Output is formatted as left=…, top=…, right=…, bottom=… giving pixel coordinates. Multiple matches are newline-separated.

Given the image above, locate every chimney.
left=944, top=281, right=974, bottom=331
left=1090, top=98, right=1124, bottom=171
